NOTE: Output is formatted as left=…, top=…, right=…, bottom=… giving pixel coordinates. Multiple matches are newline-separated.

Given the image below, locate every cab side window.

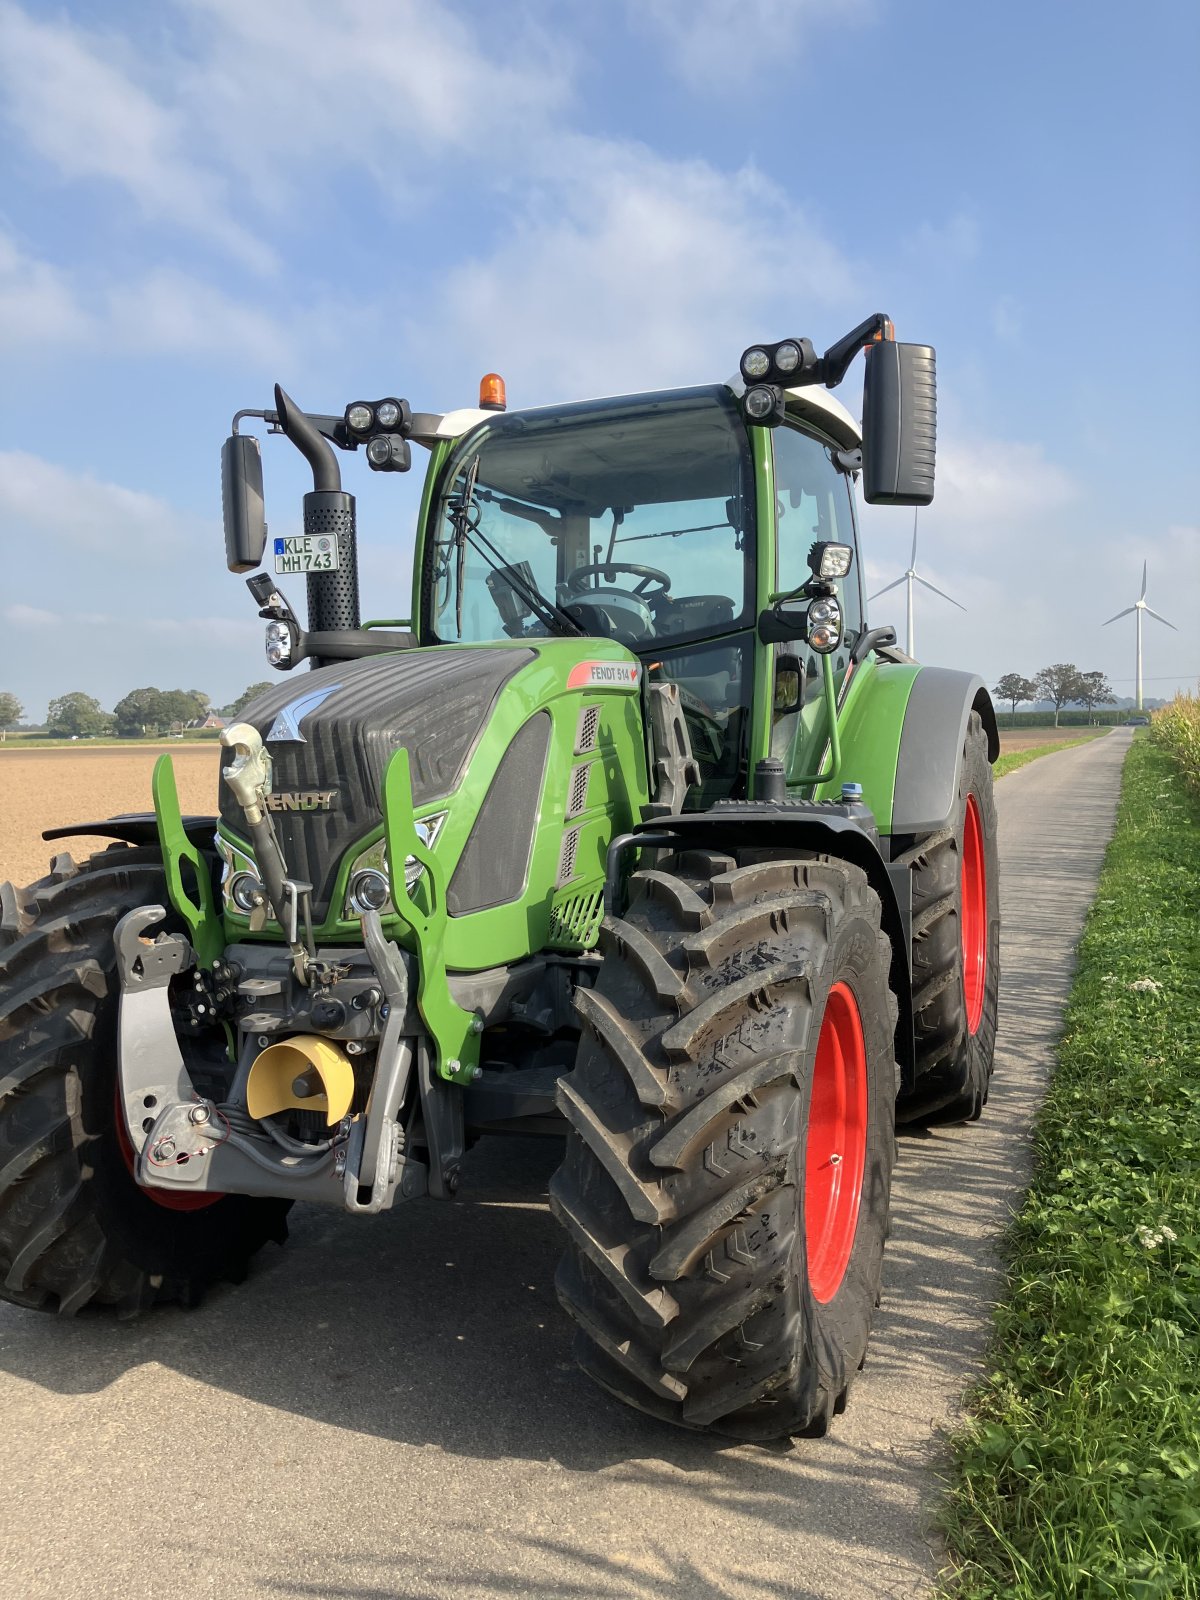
left=772, top=425, right=863, bottom=644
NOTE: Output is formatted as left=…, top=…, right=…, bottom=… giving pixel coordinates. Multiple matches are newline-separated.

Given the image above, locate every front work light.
left=741, top=347, right=771, bottom=381
left=742, top=385, right=786, bottom=427
left=740, top=338, right=818, bottom=386
left=265, top=619, right=293, bottom=667
left=366, top=435, right=412, bottom=473
left=346, top=403, right=374, bottom=434
left=808, top=541, right=854, bottom=580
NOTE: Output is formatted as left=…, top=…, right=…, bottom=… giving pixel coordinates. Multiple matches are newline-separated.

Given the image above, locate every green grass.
left=938, top=735, right=1200, bottom=1599
left=993, top=732, right=1107, bottom=781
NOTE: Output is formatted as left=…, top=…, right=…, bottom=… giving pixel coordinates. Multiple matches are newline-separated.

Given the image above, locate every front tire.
left=895, top=710, right=1001, bottom=1124
left=550, top=850, right=899, bottom=1439
left=0, top=847, right=290, bottom=1316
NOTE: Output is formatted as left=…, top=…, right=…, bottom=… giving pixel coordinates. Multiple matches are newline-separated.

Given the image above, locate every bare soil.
left=0, top=746, right=219, bottom=889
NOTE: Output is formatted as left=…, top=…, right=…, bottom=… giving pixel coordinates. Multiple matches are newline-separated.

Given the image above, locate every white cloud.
left=628, top=0, right=872, bottom=91
left=0, top=3, right=273, bottom=273
left=3, top=603, right=59, bottom=628
left=167, top=0, right=573, bottom=211
left=0, top=450, right=206, bottom=559
left=928, top=435, right=1078, bottom=526
left=433, top=139, right=858, bottom=400
left=904, top=212, right=982, bottom=268
left=0, top=233, right=303, bottom=366
left=0, top=234, right=90, bottom=346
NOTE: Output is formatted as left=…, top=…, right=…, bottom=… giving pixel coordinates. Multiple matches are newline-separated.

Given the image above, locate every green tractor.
left=0, top=316, right=999, bottom=1439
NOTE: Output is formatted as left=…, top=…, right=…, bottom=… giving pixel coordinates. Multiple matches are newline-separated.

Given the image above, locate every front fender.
left=891, top=669, right=998, bottom=836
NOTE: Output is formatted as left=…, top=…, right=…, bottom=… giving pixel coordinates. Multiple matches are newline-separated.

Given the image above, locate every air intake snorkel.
left=273, top=385, right=360, bottom=649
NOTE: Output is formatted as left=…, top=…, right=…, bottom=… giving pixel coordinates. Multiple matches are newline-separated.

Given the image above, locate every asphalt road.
left=0, top=731, right=1131, bottom=1600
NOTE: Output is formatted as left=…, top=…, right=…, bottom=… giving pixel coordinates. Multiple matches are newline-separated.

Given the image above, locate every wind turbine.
left=1103, top=561, right=1176, bottom=711
left=867, top=510, right=965, bottom=657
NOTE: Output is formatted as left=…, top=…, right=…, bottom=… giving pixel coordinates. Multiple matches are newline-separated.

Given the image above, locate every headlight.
left=228, top=869, right=265, bottom=914
left=345, top=403, right=374, bottom=433
left=341, top=813, right=447, bottom=920
left=807, top=595, right=842, bottom=653
left=375, top=400, right=401, bottom=429
left=348, top=869, right=390, bottom=914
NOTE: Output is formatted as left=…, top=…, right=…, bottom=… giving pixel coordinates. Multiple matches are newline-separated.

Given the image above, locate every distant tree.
left=0, top=692, right=22, bottom=742
left=1035, top=663, right=1084, bottom=727
left=46, top=692, right=112, bottom=739
left=114, top=687, right=169, bottom=736
left=993, top=673, right=1038, bottom=716
left=159, top=689, right=207, bottom=728
left=225, top=682, right=273, bottom=718
left=1074, top=670, right=1116, bottom=722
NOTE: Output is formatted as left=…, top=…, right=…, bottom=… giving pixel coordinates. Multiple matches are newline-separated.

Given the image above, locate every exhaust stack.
left=273, top=385, right=361, bottom=640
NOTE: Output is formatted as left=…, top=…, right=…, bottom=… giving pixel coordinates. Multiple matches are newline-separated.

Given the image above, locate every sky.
left=0, top=0, right=1197, bottom=718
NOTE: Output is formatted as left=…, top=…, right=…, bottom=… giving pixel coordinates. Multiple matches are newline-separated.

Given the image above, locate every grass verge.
left=993, top=732, right=1106, bottom=781
left=938, top=734, right=1200, bottom=1598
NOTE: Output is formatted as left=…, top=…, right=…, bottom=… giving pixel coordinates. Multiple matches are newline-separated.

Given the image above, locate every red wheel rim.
left=114, top=1087, right=223, bottom=1213
left=805, top=982, right=868, bottom=1304
left=961, top=794, right=987, bottom=1036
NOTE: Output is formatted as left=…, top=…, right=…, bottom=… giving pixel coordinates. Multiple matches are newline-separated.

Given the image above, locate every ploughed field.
left=0, top=746, right=219, bottom=890
left=0, top=728, right=1093, bottom=889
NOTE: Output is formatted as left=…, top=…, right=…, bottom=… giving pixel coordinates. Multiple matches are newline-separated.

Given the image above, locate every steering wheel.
left=564, top=562, right=672, bottom=599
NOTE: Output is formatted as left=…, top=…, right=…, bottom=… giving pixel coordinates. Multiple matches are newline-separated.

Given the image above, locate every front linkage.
left=121, top=727, right=477, bottom=1213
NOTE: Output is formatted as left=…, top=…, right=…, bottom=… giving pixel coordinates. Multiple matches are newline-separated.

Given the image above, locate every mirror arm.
left=820, top=313, right=892, bottom=390
left=847, top=625, right=898, bottom=668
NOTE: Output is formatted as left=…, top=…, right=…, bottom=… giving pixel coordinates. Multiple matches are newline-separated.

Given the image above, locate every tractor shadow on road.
left=0, top=1111, right=1034, bottom=1588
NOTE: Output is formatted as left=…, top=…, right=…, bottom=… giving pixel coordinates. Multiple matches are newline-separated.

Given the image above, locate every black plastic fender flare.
left=40, top=813, right=217, bottom=850
left=891, top=670, right=998, bottom=837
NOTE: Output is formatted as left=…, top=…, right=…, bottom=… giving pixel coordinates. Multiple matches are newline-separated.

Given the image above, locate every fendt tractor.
left=0, top=316, right=1000, bottom=1439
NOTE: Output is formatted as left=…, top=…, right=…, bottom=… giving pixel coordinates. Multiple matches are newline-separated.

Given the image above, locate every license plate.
left=273, top=535, right=341, bottom=575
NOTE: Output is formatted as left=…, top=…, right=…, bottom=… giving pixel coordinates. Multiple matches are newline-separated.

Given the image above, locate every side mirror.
left=861, top=342, right=936, bottom=506
left=774, top=651, right=802, bottom=714
left=222, top=434, right=267, bottom=572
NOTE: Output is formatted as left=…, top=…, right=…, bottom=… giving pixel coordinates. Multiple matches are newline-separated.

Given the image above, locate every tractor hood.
left=220, top=646, right=535, bottom=918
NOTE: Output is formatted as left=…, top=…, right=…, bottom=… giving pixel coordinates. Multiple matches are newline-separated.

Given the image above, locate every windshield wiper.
left=446, top=471, right=583, bottom=637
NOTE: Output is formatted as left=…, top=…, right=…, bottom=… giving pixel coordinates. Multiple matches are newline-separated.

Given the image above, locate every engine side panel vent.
left=574, top=704, right=600, bottom=754
left=556, top=826, right=580, bottom=888
left=547, top=888, right=604, bottom=951
left=566, top=763, right=591, bottom=820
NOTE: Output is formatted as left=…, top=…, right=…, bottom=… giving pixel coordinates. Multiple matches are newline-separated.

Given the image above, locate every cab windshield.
left=424, top=387, right=754, bottom=651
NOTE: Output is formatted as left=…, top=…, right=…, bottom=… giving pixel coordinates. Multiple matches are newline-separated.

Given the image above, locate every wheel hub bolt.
left=829, top=1152, right=842, bottom=1166
left=188, top=1104, right=210, bottom=1125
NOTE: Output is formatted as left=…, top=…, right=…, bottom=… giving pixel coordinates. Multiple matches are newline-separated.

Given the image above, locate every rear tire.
left=550, top=850, right=899, bottom=1439
left=0, top=847, right=290, bottom=1317
left=895, top=711, right=1000, bottom=1124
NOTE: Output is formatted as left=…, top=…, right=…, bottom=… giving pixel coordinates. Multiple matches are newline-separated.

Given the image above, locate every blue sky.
left=1, top=0, right=1196, bottom=716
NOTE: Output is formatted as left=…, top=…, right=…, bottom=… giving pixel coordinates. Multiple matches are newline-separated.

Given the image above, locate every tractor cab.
left=412, top=378, right=868, bottom=805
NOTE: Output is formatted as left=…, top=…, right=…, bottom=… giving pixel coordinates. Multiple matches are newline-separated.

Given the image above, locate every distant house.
left=192, top=714, right=227, bottom=731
